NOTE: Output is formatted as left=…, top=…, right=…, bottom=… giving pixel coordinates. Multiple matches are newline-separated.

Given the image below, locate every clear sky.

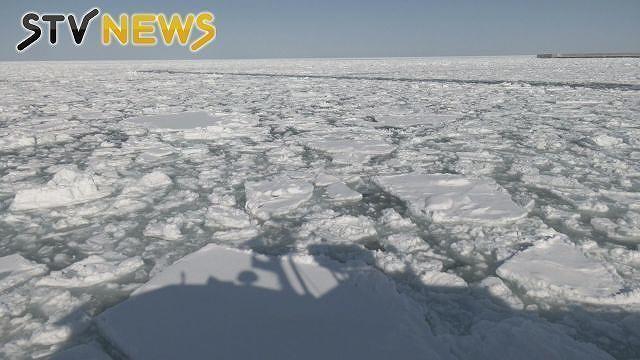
left=2, top=0, right=639, bottom=60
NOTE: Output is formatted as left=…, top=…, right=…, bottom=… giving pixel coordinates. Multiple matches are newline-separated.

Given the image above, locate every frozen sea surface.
left=0, top=56, right=639, bottom=359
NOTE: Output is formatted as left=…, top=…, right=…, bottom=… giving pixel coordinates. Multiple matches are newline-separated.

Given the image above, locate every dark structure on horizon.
left=537, top=53, right=640, bottom=58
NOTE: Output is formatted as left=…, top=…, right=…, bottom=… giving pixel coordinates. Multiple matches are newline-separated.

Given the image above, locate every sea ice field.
left=0, top=56, right=639, bottom=359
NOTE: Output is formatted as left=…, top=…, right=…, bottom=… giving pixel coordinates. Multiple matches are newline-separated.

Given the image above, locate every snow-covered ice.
left=0, top=254, right=47, bottom=292
left=324, top=182, right=362, bottom=202
left=374, top=173, right=528, bottom=224
left=36, top=256, right=143, bottom=288
left=96, top=245, right=443, bottom=360
left=245, top=177, right=314, bottom=220
left=10, top=168, right=111, bottom=211
left=0, top=57, right=639, bottom=358
left=306, top=137, right=396, bottom=164
left=497, top=236, right=627, bottom=304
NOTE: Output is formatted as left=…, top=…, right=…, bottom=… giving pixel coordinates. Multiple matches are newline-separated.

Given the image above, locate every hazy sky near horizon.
left=1, top=0, right=639, bottom=60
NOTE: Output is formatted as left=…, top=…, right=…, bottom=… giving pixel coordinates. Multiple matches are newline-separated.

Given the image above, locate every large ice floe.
left=374, top=173, right=528, bottom=224
left=497, top=235, right=634, bottom=305
left=1, top=58, right=639, bottom=358
left=94, top=244, right=616, bottom=360
left=96, top=245, right=444, bottom=360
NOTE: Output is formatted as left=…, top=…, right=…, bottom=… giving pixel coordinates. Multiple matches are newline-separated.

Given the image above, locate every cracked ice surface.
left=0, top=56, right=639, bottom=358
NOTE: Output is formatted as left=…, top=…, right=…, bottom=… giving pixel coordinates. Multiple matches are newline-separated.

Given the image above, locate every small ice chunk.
left=205, top=206, right=252, bottom=229
left=301, top=215, right=377, bottom=243
left=380, top=208, right=417, bottom=230
left=0, top=134, right=35, bottom=151
left=36, top=256, right=143, bottom=288
left=591, top=217, right=640, bottom=244
left=213, top=227, right=260, bottom=243
left=314, top=173, right=340, bottom=186
left=122, top=171, right=173, bottom=195
left=419, top=271, right=467, bottom=288
left=0, top=254, right=47, bottom=292
left=144, top=219, right=183, bottom=241
left=478, top=276, right=524, bottom=310
left=96, top=245, right=442, bottom=359
left=593, top=134, right=623, bottom=147
left=10, top=169, right=110, bottom=211
left=374, top=173, right=527, bottom=224
left=497, top=236, right=624, bottom=303
left=140, top=171, right=173, bottom=188
left=245, top=177, right=314, bottom=220
left=324, top=182, right=362, bottom=202
left=382, top=233, right=430, bottom=254
left=30, top=312, right=91, bottom=346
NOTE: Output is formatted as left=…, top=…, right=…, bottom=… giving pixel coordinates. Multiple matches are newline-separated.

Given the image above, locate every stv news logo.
left=17, top=8, right=217, bottom=53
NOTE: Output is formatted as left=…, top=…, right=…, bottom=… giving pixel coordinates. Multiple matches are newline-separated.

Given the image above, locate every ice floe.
left=10, top=169, right=111, bottom=211
left=143, top=218, right=184, bottom=241
left=245, top=177, right=314, bottom=220
left=36, top=256, right=143, bottom=288
left=96, top=245, right=444, bottom=359
left=0, top=254, right=47, bottom=292
left=374, top=173, right=528, bottom=224
left=305, top=137, right=395, bottom=164
left=299, top=214, right=377, bottom=243
left=205, top=206, right=252, bottom=229
left=324, top=182, right=362, bottom=202
left=497, top=236, right=627, bottom=304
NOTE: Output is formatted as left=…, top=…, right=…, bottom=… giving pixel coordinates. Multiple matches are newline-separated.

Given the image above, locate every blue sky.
left=2, top=0, right=639, bottom=60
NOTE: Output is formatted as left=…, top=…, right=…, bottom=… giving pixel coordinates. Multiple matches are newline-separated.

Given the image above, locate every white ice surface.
left=1, top=57, right=638, bottom=358
left=245, top=177, right=314, bottom=220
left=10, top=169, right=111, bottom=211
left=374, top=173, right=527, bottom=224
left=36, top=256, right=143, bottom=288
left=300, top=214, right=377, bottom=243
left=497, top=236, right=626, bottom=303
left=0, top=254, right=47, bottom=292
left=96, top=245, right=444, bottom=360
left=306, top=137, right=395, bottom=164
left=205, top=205, right=252, bottom=229
left=324, top=182, right=362, bottom=202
